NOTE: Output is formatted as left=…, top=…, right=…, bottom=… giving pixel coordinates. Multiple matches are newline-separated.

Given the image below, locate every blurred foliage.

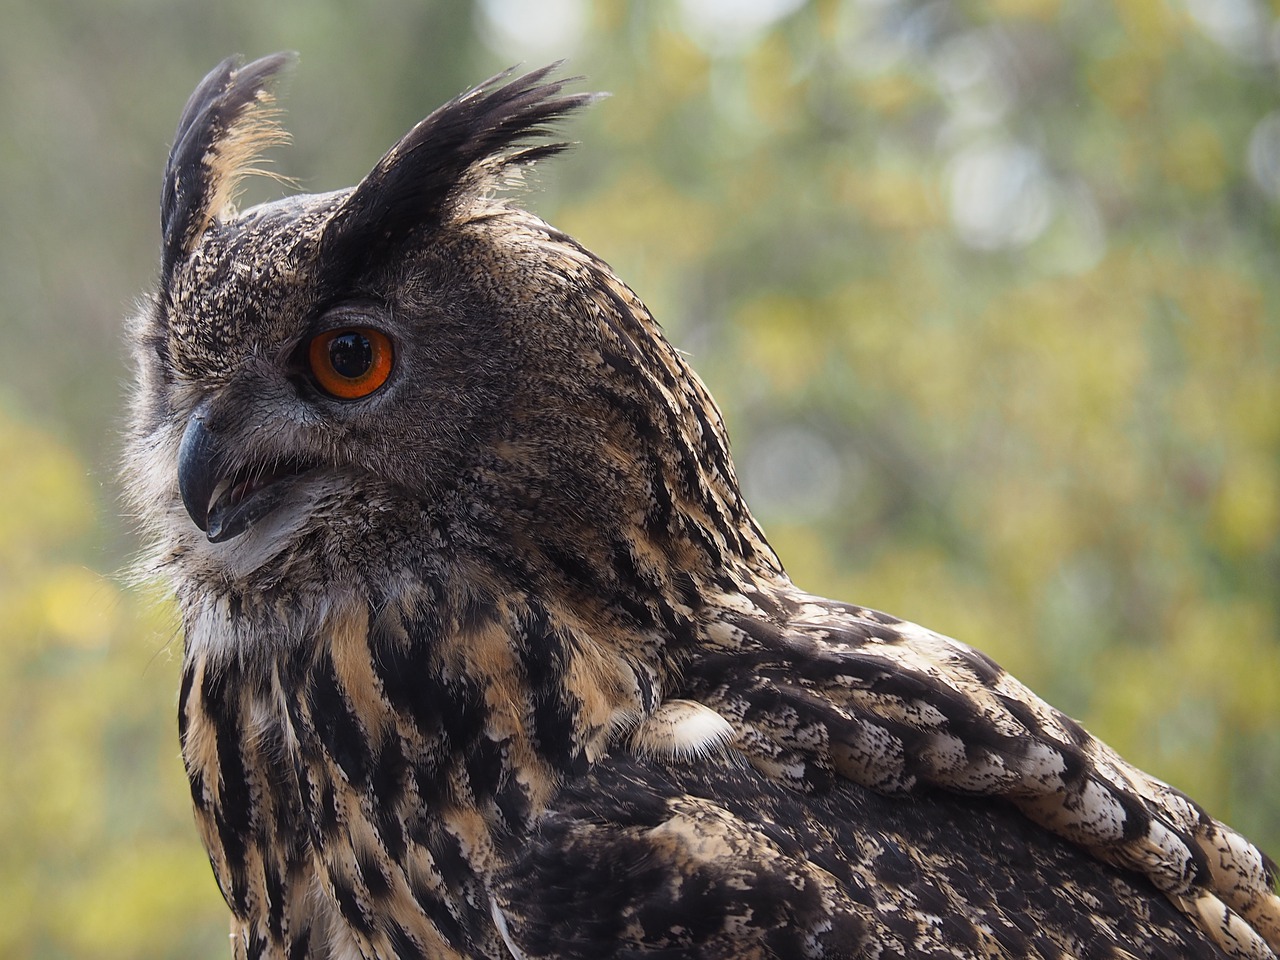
left=1, top=0, right=1277, bottom=956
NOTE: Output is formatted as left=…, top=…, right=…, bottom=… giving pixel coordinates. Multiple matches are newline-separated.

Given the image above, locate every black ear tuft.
left=161, top=52, right=295, bottom=282
left=319, top=63, right=601, bottom=285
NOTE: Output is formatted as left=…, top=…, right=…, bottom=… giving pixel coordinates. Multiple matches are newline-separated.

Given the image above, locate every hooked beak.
left=177, top=407, right=317, bottom=543
left=177, top=410, right=218, bottom=534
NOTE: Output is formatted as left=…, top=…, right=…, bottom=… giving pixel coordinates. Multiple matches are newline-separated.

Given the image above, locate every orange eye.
left=307, top=328, right=394, bottom=400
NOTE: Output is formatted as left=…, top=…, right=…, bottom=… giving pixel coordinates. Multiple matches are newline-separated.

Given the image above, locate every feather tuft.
left=318, top=63, right=602, bottom=289
left=161, top=52, right=296, bottom=282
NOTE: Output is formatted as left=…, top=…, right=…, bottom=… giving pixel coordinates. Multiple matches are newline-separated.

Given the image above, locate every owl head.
left=125, top=54, right=779, bottom=626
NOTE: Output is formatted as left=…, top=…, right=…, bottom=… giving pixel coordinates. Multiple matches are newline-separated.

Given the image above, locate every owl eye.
left=307, top=327, right=394, bottom=399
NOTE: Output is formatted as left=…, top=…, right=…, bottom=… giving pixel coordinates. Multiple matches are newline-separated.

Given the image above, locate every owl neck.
left=181, top=530, right=726, bottom=796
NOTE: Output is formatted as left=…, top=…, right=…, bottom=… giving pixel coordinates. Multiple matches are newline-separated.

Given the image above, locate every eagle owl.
left=125, top=54, right=1280, bottom=960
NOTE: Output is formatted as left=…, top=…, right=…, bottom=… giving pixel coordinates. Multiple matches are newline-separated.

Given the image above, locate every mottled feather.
left=125, top=55, right=1280, bottom=959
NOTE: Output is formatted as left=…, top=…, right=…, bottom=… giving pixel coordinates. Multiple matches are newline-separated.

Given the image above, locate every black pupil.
left=329, top=332, right=372, bottom=379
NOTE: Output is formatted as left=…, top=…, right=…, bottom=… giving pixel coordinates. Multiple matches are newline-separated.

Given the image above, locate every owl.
left=125, top=54, right=1280, bottom=960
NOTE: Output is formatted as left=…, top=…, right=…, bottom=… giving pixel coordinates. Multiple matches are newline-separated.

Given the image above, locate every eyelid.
left=307, top=300, right=389, bottom=337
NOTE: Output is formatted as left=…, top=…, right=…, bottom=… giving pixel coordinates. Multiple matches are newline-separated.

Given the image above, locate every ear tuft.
left=161, top=52, right=296, bottom=281
left=319, top=63, right=602, bottom=286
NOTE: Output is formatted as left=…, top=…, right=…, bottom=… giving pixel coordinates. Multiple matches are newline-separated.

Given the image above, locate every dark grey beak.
left=177, top=411, right=219, bottom=533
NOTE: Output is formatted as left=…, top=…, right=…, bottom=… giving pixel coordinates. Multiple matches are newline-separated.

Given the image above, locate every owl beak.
left=177, top=407, right=317, bottom=542
left=178, top=412, right=219, bottom=534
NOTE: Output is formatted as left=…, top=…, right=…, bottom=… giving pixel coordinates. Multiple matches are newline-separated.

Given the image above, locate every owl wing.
left=493, top=751, right=1240, bottom=959
left=679, top=588, right=1280, bottom=960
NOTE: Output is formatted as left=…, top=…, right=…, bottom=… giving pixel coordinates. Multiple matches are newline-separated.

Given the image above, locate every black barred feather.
left=126, top=56, right=1280, bottom=959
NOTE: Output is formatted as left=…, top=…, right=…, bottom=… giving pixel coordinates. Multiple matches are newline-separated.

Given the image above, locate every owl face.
left=148, top=197, right=511, bottom=553
left=126, top=59, right=611, bottom=590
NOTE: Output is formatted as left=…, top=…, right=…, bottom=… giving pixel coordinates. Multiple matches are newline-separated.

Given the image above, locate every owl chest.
left=181, top=651, right=511, bottom=959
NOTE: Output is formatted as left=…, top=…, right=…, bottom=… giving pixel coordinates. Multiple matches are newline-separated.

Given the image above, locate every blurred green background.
left=2, top=0, right=1278, bottom=956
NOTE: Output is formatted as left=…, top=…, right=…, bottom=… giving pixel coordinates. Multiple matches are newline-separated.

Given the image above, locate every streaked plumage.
left=124, top=54, right=1280, bottom=959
